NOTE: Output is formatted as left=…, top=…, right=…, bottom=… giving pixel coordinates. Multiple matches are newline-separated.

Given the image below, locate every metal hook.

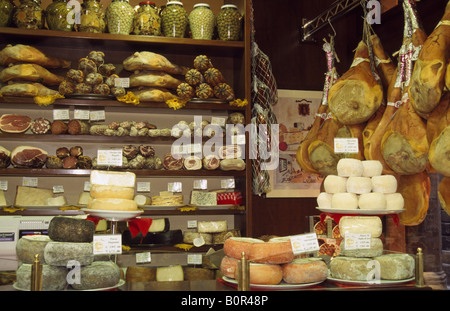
left=328, top=18, right=337, bottom=38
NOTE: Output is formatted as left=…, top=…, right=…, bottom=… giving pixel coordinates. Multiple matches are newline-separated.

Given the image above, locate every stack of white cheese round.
left=220, top=237, right=328, bottom=286
left=317, top=159, right=404, bottom=211
left=14, top=216, right=121, bottom=290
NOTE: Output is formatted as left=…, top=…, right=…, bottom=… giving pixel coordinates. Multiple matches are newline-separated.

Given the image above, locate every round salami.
left=31, top=117, right=51, bottom=134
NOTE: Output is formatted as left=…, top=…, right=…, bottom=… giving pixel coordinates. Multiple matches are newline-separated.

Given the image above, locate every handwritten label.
left=290, top=233, right=320, bottom=255
left=93, top=234, right=122, bottom=254
left=97, top=149, right=123, bottom=166
left=334, top=138, right=359, bottom=154
left=345, top=233, right=372, bottom=250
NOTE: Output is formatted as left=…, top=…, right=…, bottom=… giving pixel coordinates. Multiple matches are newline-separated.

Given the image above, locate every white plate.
left=192, top=204, right=236, bottom=210
left=141, top=204, right=185, bottom=210
left=327, top=276, right=415, bottom=286
left=221, top=276, right=324, bottom=290
left=13, top=279, right=125, bottom=291
left=81, top=208, right=143, bottom=221
left=316, top=207, right=405, bottom=215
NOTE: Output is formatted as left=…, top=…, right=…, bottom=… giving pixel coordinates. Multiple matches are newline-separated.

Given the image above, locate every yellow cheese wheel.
left=90, top=184, right=134, bottom=200
left=88, top=198, right=138, bottom=211
left=223, top=237, right=264, bottom=260
left=220, top=256, right=283, bottom=285
left=248, top=237, right=294, bottom=264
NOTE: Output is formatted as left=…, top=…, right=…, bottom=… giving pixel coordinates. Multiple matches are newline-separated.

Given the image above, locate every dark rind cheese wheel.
left=183, top=267, right=215, bottom=280
left=48, top=216, right=95, bottom=242
left=126, top=266, right=156, bottom=282
left=15, top=263, right=67, bottom=291
left=122, top=229, right=183, bottom=246
left=70, top=261, right=120, bottom=290
left=16, top=235, right=51, bottom=264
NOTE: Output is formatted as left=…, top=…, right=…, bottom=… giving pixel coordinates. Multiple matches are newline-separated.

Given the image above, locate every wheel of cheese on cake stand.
left=81, top=171, right=143, bottom=224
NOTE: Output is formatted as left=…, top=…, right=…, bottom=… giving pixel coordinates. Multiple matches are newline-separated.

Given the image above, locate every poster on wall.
left=267, top=89, right=324, bottom=198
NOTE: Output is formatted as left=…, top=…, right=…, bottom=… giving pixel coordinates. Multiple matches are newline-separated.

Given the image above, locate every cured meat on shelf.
left=0, top=63, right=64, bottom=86
left=0, top=114, right=31, bottom=133
left=129, top=70, right=182, bottom=89
left=132, top=87, right=176, bottom=102
left=0, top=44, right=71, bottom=68
left=0, top=82, right=59, bottom=97
left=123, top=51, right=188, bottom=75
left=10, top=145, right=48, bottom=168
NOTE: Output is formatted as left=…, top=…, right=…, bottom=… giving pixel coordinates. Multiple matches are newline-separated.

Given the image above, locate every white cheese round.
left=361, top=160, right=383, bottom=177
left=371, top=175, right=397, bottom=193
left=385, top=193, right=404, bottom=210
left=337, top=158, right=363, bottom=177
left=317, top=192, right=333, bottom=209
left=331, top=193, right=358, bottom=210
left=358, top=192, right=387, bottom=210
left=323, top=175, right=347, bottom=193
left=346, top=176, right=373, bottom=194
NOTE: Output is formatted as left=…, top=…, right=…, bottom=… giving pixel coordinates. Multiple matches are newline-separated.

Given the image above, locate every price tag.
left=93, top=234, right=122, bottom=254
left=0, top=180, right=7, bottom=191
left=334, top=138, right=359, bottom=154
left=53, top=109, right=70, bottom=120
left=90, top=110, right=106, bottom=121
left=83, top=181, right=91, bottom=192
left=344, top=233, right=372, bottom=250
left=187, top=220, right=197, bottom=229
left=74, top=109, right=90, bottom=120
left=136, top=252, right=151, bottom=264
left=114, top=77, right=130, bottom=88
left=187, top=254, right=202, bottom=265
left=137, top=182, right=151, bottom=192
left=22, top=177, right=38, bottom=187
left=168, top=182, right=182, bottom=193
left=290, top=233, right=320, bottom=255
left=221, top=178, right=235, bottom=189
left=53, top=185, right=64, bottom=193
left=211, top=117, right=226, bottom=127
left=193, top=179, right=207, bottom=190
left=231, top=134, right=246, bottom=145
left=97, top=149, right=123, bottom=166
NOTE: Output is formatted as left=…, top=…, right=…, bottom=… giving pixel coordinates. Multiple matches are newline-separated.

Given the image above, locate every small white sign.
left=22, top=177, right=38, bottom=187
left=221, top=178, right=235, bottom=189
left=97, top=149, right=123, bottom=166
left=93, top=234, right=122, bottom=254
left=187, top=254, right=202, bottom=265
left=53, top=109, right=70, bottom=120
left=193, top=179, right=207, bottom=190
left=53, top=185, right=64, bottom=194
left=168, top=182, right=182, bottom=193
left=0, top=180, right=8, bottom=191
left=187, top=220, right=197, bottom=229
left=136, top=252, right=151, bottom=264
left=90, top=110, right=106, bottom=121
left=334, top=138, right=359, bottom=154
left=345, top=233, right=372, bottom=250
left=137, top=182, right=151, bottom=192
left=83, top=181, right=91, bottom=192
left=290, top=233, right=320, bottom=255
left=114, top=77, right=130, bottom=88
left=74, top=109, right=90, bottom=120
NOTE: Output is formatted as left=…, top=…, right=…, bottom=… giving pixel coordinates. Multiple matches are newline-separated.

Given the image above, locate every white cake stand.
left=81, top=208, right=143, bottom=234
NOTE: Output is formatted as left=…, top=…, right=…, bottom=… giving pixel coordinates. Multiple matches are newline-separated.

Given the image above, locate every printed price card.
left=22, top=177, right=38, bottom=187
left=93, top=234, right=122, bottom=254
left=290, top=233, right=320, bottom=255
left=344, top=233, right=372, bottom=250
left=334, top=138, right=359, bottom=154
left=0, top=180, right=7, bottom=191
left=97, top=149, right=123, bottom=166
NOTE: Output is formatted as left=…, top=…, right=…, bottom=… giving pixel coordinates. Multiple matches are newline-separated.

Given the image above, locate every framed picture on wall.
left=266, top=89, right=324, bottom=198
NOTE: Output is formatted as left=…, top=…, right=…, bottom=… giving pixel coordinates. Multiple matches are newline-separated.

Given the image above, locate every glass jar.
left=78, top=0, right=105, bottom=33
left=216, top=4, right=241, bottom=41
left=133, top=1, right=161, bottom=36
left=46, top=0, right=74, bottom=31
left=106, top=0, right=134, bottom=35
left=160, top=1, right=188, bottom=38
left=0, top=0, right=15, bottom=27
left=13, top=0, right=44, bottom=29
left=188, top=3, right=214, bottom=40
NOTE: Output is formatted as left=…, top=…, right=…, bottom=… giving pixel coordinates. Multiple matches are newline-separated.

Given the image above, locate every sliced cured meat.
left=183, top=155, right=202, bottom=170
left=162, top=153, right=183, bottom=170
left=0, top=146, right=11, bottom=168
left=0, top=114, right=32, bottom=133
left=31, top=117, right=51, bottom=134
left=202, top=154, right=220, bottom=170
left=0, top=44, right=71, bottom=68
left=10, top=145, right=48, bottom=168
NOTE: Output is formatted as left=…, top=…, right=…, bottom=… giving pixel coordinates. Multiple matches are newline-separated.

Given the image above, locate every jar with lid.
left=78, top=0, right=106, bottom=33
left=0, top=0, right=15, bottom=27
left=13, top=0, right=44, bottom=29
left=160, top=1, right=188, bottom=38
left=46, top=0, right=74, bottom=31
left=216, top=4, right=241, bottom=41
left=188, top=3, right=214, bottom=40
left=106, top=0, right=134, bottom=35
left=133, top=1, right=161, bottom=36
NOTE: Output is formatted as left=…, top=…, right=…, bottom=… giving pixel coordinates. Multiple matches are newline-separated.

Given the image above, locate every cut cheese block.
left=48, top=216, right=95, bottom=242
left=385, top=193, right=404, bottom=210
left=361, top=160, right=383, bottom=177
left=183, top=267, right=215, bottom=281
left=134, top=194, right=151, bottom=206
left=88, top=198, right=138, bottom=211
left=346, top=176, right=373, bottom=194
left=374, top=254, right=415, bottom=280
left=331, top=193, right=358, bottom=210
left=212, top=229, right=241, bottom=244
left=190, top=191, right=217, bottom=206
left=248, top=237, right=294, bottom=264
left=70, top=261, right=121, bottom=290
left=183, top=231, right=212, bottom=245
left=0, top=190, right=7, bottom=206
left=223, top=237, right=264, bottom=260
left=44, top=241, right=93, bottom=266
left=46, top=196, right=67, bottom=206
left=220, top=256, right=283, bottom=285
left=323, top=175, right=347, bottom=193
left=339, top=216, right=382, bottom=238
left=151, top=194, right=183, bottom=206
left=14, top=186, right=53, bottom=206
left=197, top=220, right=227, bottom=233
left=156, top=265, right=184, bottom=282
left=148, top=218, right=170, bottom=233
left=15, top=263, right=67, bottom=291
left=340, top=237, right=383, bottom=257
left=337, top=158, right=363, bottom=177
left=329, top=257, right=373, bottom=281
left=371, top=175, right=397, bottom=193
left=90, top=170, right=136, bottom=187
left=78, top=192, right=91, bottom=205
left=358, top=192, right=387, bottom=210
left=126, top=266, right=156, bottom=282
left=281, top=257, right=328, bottom=284
left=15, top=235, right=51, bottom=264
left=317, top=192, right=332, bottom=209
left=90, top=184, right=134, bottom=200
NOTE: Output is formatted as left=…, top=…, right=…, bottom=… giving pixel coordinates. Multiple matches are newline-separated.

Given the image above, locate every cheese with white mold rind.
left=323, top=175, right=347, bottom=193
left=339, top=216, right=382, bottom=238
left=16, top=235, right=51, bottom=264
left=70, top=261, right=121, bottom=290
left=197, top=220, right=227, bottom=233
left=78, top=192, right=91, bottom=205
left=337, top=158, right=363, bottom=177
left=183, top=231, right=212, bottom=244
left=331, top=193, right=358, bottom=210
left=385, top=193, right=404, bottom=210
left=371, top=175, right=397, bottom=193
left=44, top=241, right=94, bottom=266
left=361, top=160, right=383, bottom=177
left=134, top=194, right=151, bottom=206
left=346, top=176, right=373, bottom=194
left=374, top=254, right=415, bottom=280
left=317, top=192, right=333, bottom=209
left=156, top=265, right=184, bottom=282
left=329, top=256, right=373, bottom=281
left=358, top=192, right=387, bottom=210
left=90, top=170, right=136, bottom=187
left=46, top=195, right=67, bottom=206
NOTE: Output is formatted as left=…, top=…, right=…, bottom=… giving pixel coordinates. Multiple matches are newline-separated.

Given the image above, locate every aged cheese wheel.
left=212, top=229, right=241, bottom=244
left=371, top=175, right=397, bottom=193
left=223, top=237, right=265, bottom=260
left=248, top=237, right=294, bottom=264
left=361, top=160, right=383, bottom=177
left=16, top=263, right=67, bottom=291
left=90, top=184, right=134, bottom=200
left=16, top=235, right=51, bottom=264
left=385, top=193, right=404, bottom=210
left=70, top=261, right=121, bottom=290
left=346, top=176, right=373, bottom=194
left=90, top=170, right=136, bottom=188
left=220, top=256, right=283, bottom=285
left=44, top=241, right=93, bottom=266
left=282, top=258, right=328, bottom=284
left=88, top=198, right=138, bottom=211
left=122, top=229, right=183, bottom=245
left=331, top=193, right=358, bottom=210
left=183, top=267, right=215, bottom=281
left=329, top=257, right=373, bottom=281
left=340, top=237, right=383, bottom=257
left=317, top=192, right=332, bottom=209
left=323, top=175, right=347, bottom=193
left=358, top=192, right=387, bottom=210
left=134, top=194, right=151, bottom=206
left=183, top=231, right=212, bottom=245
left=374, top=254, right=415, bottom=280
left=197, top=220, right=227, bottom=233
left=337, top=158, right=363, bottom=177
left=339, top=216, right=382, bottom=238
left=156, top=265, right=184, bottom=282
left=126, top=266, right=156, bottom=282
left=48, top=216, right=95, bottom=243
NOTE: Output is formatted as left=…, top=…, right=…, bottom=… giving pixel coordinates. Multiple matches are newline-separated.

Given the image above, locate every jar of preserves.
left=133, top=1, right=161, bottom=36
left=13, top=0, right=44, bottom=29
left=78, top=0, right=106, bottom=33
left=216, top=4, right=241, bottom=41
left=46, top=0, right=74, bottom=31
left=106, top=0, right=134, bottom=35
left=188, top=3, right=214, bottom=40
left=0, top=0, right=15, bottom=27
left=160, top=1, right=188, bottom=38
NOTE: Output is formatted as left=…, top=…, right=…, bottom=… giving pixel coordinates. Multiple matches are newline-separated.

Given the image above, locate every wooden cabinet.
left=0, top=0, right=253, bottom=246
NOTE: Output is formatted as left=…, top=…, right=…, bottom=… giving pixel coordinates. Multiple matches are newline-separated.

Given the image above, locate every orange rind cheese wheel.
left=220, top=256, right=283, bottom=285
left=223, top=237, right=264, bottom=260
left=281, top=258, right=328, bottom=284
